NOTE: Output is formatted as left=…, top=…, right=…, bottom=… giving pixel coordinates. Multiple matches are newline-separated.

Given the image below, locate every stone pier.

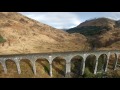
left=0, top=50, right=119, bottom=77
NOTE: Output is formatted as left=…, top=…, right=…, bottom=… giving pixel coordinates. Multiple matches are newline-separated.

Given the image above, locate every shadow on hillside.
left=38, top=60, right=49, bottom=75
left=89, top=36, right=120, bottom=48
left=52, top=59, right=65, bottom=76
left=52, top=62, right=65, bottom=77
left=20, top=59, right=33, bottom=73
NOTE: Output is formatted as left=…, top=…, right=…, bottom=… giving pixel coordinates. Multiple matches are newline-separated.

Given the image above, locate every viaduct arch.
left=0, top=50, right=119, bottom=77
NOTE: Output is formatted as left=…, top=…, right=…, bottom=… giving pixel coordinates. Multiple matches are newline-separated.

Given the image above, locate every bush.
left=95, top=73, right=104, bottom=78
left=83, top=68, right=95, bottom=78
left=83, top=68, right=106, bottom=78
left=0, top=35, right=6, bottom=43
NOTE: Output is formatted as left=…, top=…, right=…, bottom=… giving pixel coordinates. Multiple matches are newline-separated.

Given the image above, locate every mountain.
left=67, top=17, right=120, bottom=50
left=0, top=12, right=90, bottom=55
left=67, top=17, right=116, bottom=36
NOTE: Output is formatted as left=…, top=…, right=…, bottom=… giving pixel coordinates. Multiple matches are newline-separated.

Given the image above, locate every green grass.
left=0, top=35, right=6, bottom=43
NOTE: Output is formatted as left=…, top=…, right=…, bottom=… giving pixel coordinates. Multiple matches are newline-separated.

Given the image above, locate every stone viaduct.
left=0, top=50, right=119, bottom=77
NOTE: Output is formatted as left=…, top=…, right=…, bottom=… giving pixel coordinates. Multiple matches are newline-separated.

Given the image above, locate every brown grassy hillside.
left=0, top=12, right=90, bottom=55
left=67, top=17, right=120, bottom=50
left=96, top=29, right=120, bottom=50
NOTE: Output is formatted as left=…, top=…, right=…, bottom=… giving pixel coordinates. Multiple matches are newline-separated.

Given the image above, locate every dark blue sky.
left=20, top=12, right=120, bottom=29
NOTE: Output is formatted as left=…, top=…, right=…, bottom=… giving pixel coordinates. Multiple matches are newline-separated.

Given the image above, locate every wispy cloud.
left=104, top=12, right=120, bottom=20
left=19, top=12, right=120, bottom=29
left=19, top=12, right=81, bottom=29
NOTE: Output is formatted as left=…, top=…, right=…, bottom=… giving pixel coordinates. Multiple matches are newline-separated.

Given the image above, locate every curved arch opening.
left=108, top=53, right=117, bottom=70
left=52, top=57, right=66, bottom=78
left=71, top=55, right=83, bottom=78
left=6, top=60, right=17, bottom=75
left=117, top=54, right=120, bottom=69
left=35, top=58, right=50, bottom=78
left=85, top=54, right=96, bottom=75
left=0, top=62, right=3, bottom=74
left=107, top=53, right=120, bottom=78
left=98, top=54, right=107, bottom=73
left=20, top=59, right=33, bottom=78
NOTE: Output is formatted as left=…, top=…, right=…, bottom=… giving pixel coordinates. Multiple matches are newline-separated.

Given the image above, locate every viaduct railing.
left=0, top=50, right=119, bottom=77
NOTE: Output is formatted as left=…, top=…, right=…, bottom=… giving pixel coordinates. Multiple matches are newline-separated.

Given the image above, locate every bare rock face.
left=0, top=12, right=90, bottom=55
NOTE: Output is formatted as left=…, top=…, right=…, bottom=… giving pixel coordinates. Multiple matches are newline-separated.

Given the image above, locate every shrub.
left=83, top=68, right=95, bottom=78
left=95, top=73, right=104, bottom=78
left=0, top=35, right=6, bottom=43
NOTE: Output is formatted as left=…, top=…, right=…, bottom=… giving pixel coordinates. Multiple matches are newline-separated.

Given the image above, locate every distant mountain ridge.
left=67, top=17, right=117, bottom=36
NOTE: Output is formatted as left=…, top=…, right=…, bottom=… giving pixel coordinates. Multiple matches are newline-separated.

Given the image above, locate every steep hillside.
left=67, top=17, right=120, bottom=50
left=94, top=29, right=120, bottom=50
left=0, top=12, right=90, bottom=55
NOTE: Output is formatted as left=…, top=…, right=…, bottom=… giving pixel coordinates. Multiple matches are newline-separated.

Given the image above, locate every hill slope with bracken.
left=0, top=12, right=90, bottom=55
left=67, top=17, right=120, bottom=50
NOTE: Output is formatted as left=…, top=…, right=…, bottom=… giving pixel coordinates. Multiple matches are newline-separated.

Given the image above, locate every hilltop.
left=67, top=17, right=116, bottom=36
